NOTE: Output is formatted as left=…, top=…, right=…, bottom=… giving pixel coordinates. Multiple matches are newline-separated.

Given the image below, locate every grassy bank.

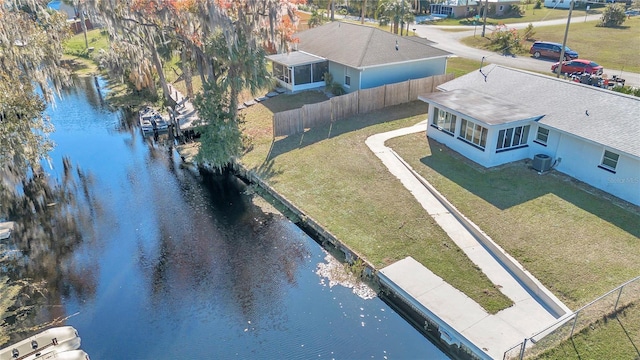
left=56, top=23, right=639, bottom=355
left=239, top=90, right=639, bottom=356
left=240, top=99, right=513, bottom=313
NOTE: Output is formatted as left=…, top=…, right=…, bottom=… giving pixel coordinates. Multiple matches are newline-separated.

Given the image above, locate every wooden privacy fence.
left=272, top=73, right=454, bottom=137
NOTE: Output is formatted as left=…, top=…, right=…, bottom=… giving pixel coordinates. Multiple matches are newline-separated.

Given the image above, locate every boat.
left=39, top=350, right=90, bottom=360
left=0, top=221, right=13, bottom=240
left=139, top=107, right=169, bottom=134
left=151, top=113, right=169, bottom=131
left=139, top=107, right=156, bottom=133
left=0, top=326, right=81, bottom=360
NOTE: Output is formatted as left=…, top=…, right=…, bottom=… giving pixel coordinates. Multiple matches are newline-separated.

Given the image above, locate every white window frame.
left=432, top=107, right=457, bottom=134
left=497, top=125, right=530, bottom=151
left=600, top=150, right=619, bottom=171
left=535, top=126, right=549, bottom=145
left=459, top=119, right=488, bottom=150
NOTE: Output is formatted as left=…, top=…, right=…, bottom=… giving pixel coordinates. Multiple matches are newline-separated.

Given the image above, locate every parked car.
left=551, top=59, right=604, bottom=75
left=625, top=9, right=640, bottom=16
left=529, top=41, right=579, bottom=61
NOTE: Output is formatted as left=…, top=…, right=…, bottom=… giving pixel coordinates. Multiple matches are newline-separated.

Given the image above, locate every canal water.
left=7, top=77, right=450, bottom=359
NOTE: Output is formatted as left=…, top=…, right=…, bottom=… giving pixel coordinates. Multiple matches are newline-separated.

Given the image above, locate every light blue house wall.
left=426, top=114, right=493, bottom=167
left=327, top=63, right=362, bottom=93
left=428, top=113, right=640, bottom=206
left=530, top=125, right=640, bottom=206
left=361, top=58, right=448, bottom=90
left=328, top=58, right=448, bottom=94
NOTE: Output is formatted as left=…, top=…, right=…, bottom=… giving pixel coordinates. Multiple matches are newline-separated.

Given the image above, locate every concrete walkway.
left=366, top=121, right=572, bottom=359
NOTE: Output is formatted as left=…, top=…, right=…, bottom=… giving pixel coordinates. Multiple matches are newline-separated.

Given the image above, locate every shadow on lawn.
left=266, top=102, right=429, bottom=162
left=421, top=138, right=640, bottom=238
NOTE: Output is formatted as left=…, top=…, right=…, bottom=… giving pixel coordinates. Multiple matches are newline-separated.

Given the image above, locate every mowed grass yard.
left=388, top=132, right=640, bottom=310
left=239, top=86, right=640, bottom=315
left=461, top=16, right=640, bottom=73
left=534, top=302, right=640, bottom=359
left=241, top=97, right=513, bottom=314
left=238, top=90, right=640, bottom=357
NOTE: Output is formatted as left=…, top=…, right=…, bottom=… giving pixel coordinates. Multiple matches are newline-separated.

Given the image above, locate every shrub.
left=523, top=23, right=536, bottom=40
left=534, top=0, right=542, bottom=9
left=324, top=71, right=333, bottom=90
left=330, top=82, right=346, bottom=96
left=598, top=4, right=626, bottom=27
left=490, top=24, right=524, bottom=54
left=611, top=85, right=640, bottom=97
left=509, top=4, right=524, bottom=16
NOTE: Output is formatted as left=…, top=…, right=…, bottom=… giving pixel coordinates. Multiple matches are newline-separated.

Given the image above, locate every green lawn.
left=460, top=17, right=640, bottom=73
left=533, top=301, right=640, bottom=359
left=60, top=22, right=640, bottom=357
left=388, top=132, right=640, bottom=311
left=63, top=28, right=110, bottom=58
left=446, top=57, right=486, bottom=78
left=240, top=98, right=513, bottom=314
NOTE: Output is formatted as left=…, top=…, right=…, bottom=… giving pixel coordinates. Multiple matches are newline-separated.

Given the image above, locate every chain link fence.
left=504, top=275, right=640, bottom=360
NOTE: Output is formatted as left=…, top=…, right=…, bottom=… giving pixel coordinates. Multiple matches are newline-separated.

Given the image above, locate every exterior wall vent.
left=532, top=154, right=552, bottom=172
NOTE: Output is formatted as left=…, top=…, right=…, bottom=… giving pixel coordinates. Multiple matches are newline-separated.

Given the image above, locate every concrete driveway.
left=414, top=15, right=640, bottom=88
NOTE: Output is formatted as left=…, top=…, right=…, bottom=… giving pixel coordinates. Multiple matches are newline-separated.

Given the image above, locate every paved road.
left=414, top=15, right=640, bottom=88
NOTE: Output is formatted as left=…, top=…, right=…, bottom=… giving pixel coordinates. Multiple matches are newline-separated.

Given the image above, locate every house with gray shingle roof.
left=267, top=21, right=452, bottom=93
left=419, top=65, right=640, bottom=206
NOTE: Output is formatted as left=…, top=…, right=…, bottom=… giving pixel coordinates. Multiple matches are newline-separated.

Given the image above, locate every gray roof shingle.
left=437, top=65, right=640, bottom=158
left=293, top=22, right=451, bottom=69
left=267, top=51, right=325, bottom=66
left=420, top=89, right=542, bottom=125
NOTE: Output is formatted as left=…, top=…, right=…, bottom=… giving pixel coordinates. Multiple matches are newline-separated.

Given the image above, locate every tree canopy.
left=88, top=0, right=304, bottom=169
left=0, top=0, right=72, bottom=173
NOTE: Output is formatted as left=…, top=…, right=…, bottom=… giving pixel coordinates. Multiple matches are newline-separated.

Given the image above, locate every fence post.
left=518, top=338, right=528, bottom=360
left=569, top=310, right=579, bottom=337
left=613, top=285, right=624, bottom=312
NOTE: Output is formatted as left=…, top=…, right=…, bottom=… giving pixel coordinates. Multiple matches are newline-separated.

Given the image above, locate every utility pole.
left=361, top=0, right=367, bottom=24
left=401, top=0, right=405, bottom=36
left=556, top=0, right=574, bottom=77
left=481, top=0, right=489, bottom=37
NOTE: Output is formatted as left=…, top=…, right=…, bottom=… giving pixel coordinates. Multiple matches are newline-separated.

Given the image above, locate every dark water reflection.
left=2, top=78, right=449, bottom=359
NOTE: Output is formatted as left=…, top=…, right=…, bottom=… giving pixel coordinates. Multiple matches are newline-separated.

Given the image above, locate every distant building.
left=429, top=0, right=521, bottom=18
left=47, top=0, right=77, bottom=19
left=47, top=0, right=93, bottom=34
left=267, top=22, right=451, bottom=93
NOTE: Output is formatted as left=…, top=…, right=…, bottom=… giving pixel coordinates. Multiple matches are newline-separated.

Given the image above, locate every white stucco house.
left=430, top=0, right=520, bottom=18
left=267, top=21, right=452, bottom=93
left=419, top=65, right=640, bottom=206
left=543, top=0, right=611, bottom=9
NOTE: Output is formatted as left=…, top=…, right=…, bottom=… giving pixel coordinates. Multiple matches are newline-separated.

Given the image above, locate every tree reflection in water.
left=0, top=157, right=98, bottom=345
left=136, top=168, right=311, bottom=328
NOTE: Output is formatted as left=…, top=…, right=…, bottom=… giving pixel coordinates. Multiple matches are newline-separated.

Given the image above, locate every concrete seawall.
left=229, top=161, right=483, bottom=360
